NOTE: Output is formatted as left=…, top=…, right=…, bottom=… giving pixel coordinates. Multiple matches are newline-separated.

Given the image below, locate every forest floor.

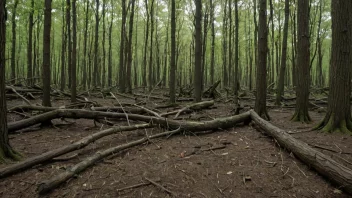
left=1, top=89, right=351, bottom=198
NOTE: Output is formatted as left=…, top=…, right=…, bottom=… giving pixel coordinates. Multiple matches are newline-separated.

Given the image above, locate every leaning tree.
left=314, top=0, right=352, bottom=133
left=0, top=0, right=21, bottom=161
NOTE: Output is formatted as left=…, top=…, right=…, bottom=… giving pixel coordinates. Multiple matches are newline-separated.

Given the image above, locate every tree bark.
left=42, top=0, right=52, bottom=107
left=148, top=0, right=155, bottom=92
left=292, top=0, right=311, bottom=123
left=169, top=0, right=176, bottom=104
left=27, top=0, right=34, bottom=86
left=71, top=0, right=77, bottom=102
left=66, top=0, right=72, bottom=89
left=10, top=0, right=19, bottom=84
left=93, top=0, right=100, bottom=88
left=314, top=0, right=352, bottom=133
left=194, top=0, right=202, bottom=102
left=119, top=0, right=126, bottom=92
left=126, top=0, right=136, bottom=93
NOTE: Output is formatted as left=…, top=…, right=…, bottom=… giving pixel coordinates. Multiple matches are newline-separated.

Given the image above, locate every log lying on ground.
left=0, top=124, right=151, bottom=178
left=37, top=128, right=182, bottom=194
left=202, top=80, right=221, bottom=99
left=8, top=109, right=251, bottom=133
left=249, top=110, right=352, bottom=195
left=160, top=100, right=214, bottom=118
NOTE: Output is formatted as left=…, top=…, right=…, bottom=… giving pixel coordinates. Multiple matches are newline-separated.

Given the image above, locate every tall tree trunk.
left=60, top=1, right=66, bottom=91
left=222, top=0, right=228, bottom=88
left=10, top=0, right=19, bottom=84
left=314, top=0, right=352, bottom=133
left=42, top=0, right=52, bottom=107
left=169, top=0, right=176, bottom=103
left=108, top=0, right=113, bottom=87
left=292, top=0, right=311, bottom=122
left=269, top=0, right=275, bottom=84
left=253, top=0, right=258, bottom=89
left=275, top=0, right=289, bottom=105
left=315, top=0, right=323, bottom=87
left=228, top=0, right=232, bottom=87
left=0, top=0, right=20, bottom=161
left=66, top=0, right=72, bottom=89
left=82, top=0, right=89, bottom=90
left=142, top=0, right=149, bottom=88
left=126, top=0, right=136, bottom=93
left=101, top=0, right=106, bottom=88
left=194, top=0, right=202, bottom=102
left=119, top=0, right=126, bottom=92
left=234, top=0, right=239, bottom=96
left=93, top=0, right=99, bottom=88
left=210, top=0, right=215, bottom=85
left=148, top=0, right=155, bottom=92
left=27, top=0, right=34, bottom=86
left=71, top=0, right=77, bottom=102
left=254, top=0, right=269, bottom=120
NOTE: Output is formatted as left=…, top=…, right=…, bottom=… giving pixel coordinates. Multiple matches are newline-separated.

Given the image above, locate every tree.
left=314, top=0, right=352, bottom=133
left=148, top=0, right=155, bottom=91
left=60, top=1, right=66, bottom=91
left=0, top=0, right=21, bottom=161
left=93, top=0, right=100, bottom=88
left=27, top=0, right=34, bottom=86
left=169, top=0, right=176, bottom=103
left=71, top=0, right=77, bottom=102
left=234, top=0, right=239, bottom=96
left=254, top=0, right=269, bottom=119
left=10, top=0, right=19, bottom=84
left=66, top=0, right=72, bottom=89
left=126, top=0, right=136, bottom=93
left=291, top=0, right=311, bottom=122
left=118, top=0, right=126, bottom=92
left=42, top=0, right=52, bottom=107
left=275, top=0, right=289, bottom=105
left=210, top=0, right=215, bottom=85
left=194, top=0, right=202, bottom=102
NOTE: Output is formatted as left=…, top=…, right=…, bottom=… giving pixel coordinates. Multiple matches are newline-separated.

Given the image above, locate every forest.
left=0, top=0, right=352, bottom=197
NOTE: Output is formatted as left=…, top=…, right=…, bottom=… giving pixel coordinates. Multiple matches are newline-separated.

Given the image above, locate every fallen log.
left=160, top=100, right=214, bottom=118
left=203, top=80, right=221, bottom=99
left=37, top=128, right=182, bottom=194
left=0, top=124, right=151, bottom=178
left=249, top=110, right=352, bottom=195
left=8, top=109, right=251, bottom=133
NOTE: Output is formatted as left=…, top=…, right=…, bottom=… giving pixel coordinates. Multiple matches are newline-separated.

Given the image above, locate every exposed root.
left=0, top=145, right=22, bottom=163
left=314, top=114, right=352, bottom=134
left=291, top=110, right=311, bottom=123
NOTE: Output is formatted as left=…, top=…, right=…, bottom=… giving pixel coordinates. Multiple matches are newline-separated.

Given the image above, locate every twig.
left=117, top=178, right=160, bottom=192
left=144, top=177, right=177, bottom=197
left=134, top=104, right=161, bottom=117
left=110, top=92, right=130, bottom=126
left=7, top=86, right=32, bottom=106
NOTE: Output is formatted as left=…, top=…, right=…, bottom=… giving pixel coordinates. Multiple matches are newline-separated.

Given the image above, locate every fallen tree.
left=37, top=128, right=182, bottom=194
left=0, top=124, right=151, bottom=178
left=8, top=109, right=251, bottom=133
left=249, top=110, right=352, bottom=195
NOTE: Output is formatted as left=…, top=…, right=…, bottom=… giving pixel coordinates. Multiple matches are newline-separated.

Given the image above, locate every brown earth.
left=0, top=93, right=351, bottom=198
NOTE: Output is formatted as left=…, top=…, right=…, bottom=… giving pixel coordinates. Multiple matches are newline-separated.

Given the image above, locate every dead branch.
left=145, top=177, right=177, bottom=197
left=160, top=100, right=214, bottom=119
left=37, top=128, right=181, bottom=194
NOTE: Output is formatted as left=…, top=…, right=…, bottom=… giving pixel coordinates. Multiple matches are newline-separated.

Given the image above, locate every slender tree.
left=126, top=0, right=136, bottom=93
left=314, top=0, right=352, bottom=133
left=275, top=0, right=289, bottom=105
left=234, top=0, right=239, bottom=96
left=71, top=0, right=77, bottom=102
left=66, top=0, right=72, bottom=89
left=292, top=0, right=311, bottom=122
left=254, top=0, right=269, bottom=119
left=10, top=0, right=19, bottom=84
left=169, top=0, right=176, bottom=103
left=42, top=0, right=52, bottom=107
left=194, top=0, right=202, bottom=102
left=82, top=0, right=89, bottom=89
left=210, top=0, right=215, bottom=85
left=118, top=0, right=126, bottom=92
left=27, top=0, right=34, bottom=86
left=60, top=1, right=66, bottom=91
left=148, top=0, right=155, bottom=91
left=93, top=0, right=99, bottom=88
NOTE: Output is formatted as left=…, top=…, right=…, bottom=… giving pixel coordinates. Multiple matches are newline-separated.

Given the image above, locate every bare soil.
left=1, top=94, right=352, bottom=198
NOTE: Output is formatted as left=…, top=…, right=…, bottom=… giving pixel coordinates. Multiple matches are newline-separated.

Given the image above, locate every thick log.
left=37, top=128, right=181, bottom=194
left=249, top=110, right=352, bottom=195
left=0, top=124, right=151, bottom=178
left=8, top=109, right=251, bottom=133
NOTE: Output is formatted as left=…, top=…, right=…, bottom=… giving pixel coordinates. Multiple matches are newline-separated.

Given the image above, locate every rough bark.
left=194, top=0, right=202, bottom=102
left=254, top=0, right=269, bottom=120
left=27, top=0, right=34, bottom=86
left=314, top=0, right=352, bottom=133
left=42, top=0, right=52, bottom=107
left=148, top=0, right=155, bottom=92
left=126, top=0, right=136, bottom=93
left=292, top=0, right=311, bottom=123
left=119, top=0, right=126, bottom=92
left=93, top=0, right=99, bottom=87
left=10, top=0, right=19, bottom=84
left=169, top=0, right=176, bottom=104
left=71, top=0, right=77, bottom=102
left=250, top=110, right=352, bottom=195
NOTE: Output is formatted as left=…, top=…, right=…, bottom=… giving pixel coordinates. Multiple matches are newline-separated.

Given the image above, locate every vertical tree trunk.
left=0, top=0, right=20, bottom=161
left=234, top=0, right=239, bottom=96
left=269, top=0, right=275, bottom=84
left=169, top=0, right=176, bottom=103
left=93, top=0, right=99, bottom=88
left=71, top=0, right=77, bottom=102
left=27, top=0, right=34, bottom=86
left=222, top=0, right=228, bottom=88
left=108, top=1, right=113, bottom=87
left=275, top=0, right=289, bottom=105
left=148, top=0, right=155, bottom=92
left=126, top=0, right=136, bottom=93
left=142, top=0, right=149, bottom=88
left=119, top=0, right=126, bottom=92
left=314, top=0, right=352, bottom=133
left=210, top=0, right=215, bottom=85
left=10, top=0, right=19, bottom=84
left=254, top=0, right=269, bottom=120
left=292, top=0, right=311, bottom=123
left=194, top=0, right=202, bottom=102
left=315, top=0, right=323, bottom=87
left=42, top=0, right=52, bottom=107
left=82, top=0, right=89, bottom=90
left=253, top=0, right=258, bottom=89
left=228, top=0, right=232, bottom=86
left=101, top=0, right=106, bottom=88
left=66, top=0, right=72, bottom=89
left=60, top=1, right=66, bottom=91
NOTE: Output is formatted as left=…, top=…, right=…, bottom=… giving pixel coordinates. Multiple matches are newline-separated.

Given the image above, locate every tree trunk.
left=254, top=0, right=269, bottom=120
left=210, top=0, right=215, bottom=85
left=126, top=0, right=136, bottom=93
left=27, top=0, right=34, bottom=86
left=148, top=0, right=155, bottom=92
left=93, top=0, right=99, bottom=88
left=60, top=1, right=66, bottom=91
left=66, top=0, right=72, bottom=89
left=234, top=0, right=239, bottom=96
left=0, top=0, right=20, bottom=162
left=10, top=0, right=19, bottom=84
left=292, top=0, right=311, bottom=123
left=222, top=0, right=228, bottom=88
left=169, top=0, right=176, bottom=104
left=119, top=0, right=126, bottom=92
left=42, top=0, right=52, bottom=107
left=82, top=0, right=89, bottom=90
left=194, top=0, right=202, bottom=102
left=108, top=1, right=113, bottom=87
left=275, top=0, right=289, bottom=105
left=314, top=0, right=352, bottom=133
left=71, top=0, right=77, bottom=102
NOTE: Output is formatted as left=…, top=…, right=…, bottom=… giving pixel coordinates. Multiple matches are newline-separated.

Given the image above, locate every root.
left=291, top=110, right=311, bottom=123
left=0, top=145, right=22, bottom=163
left=314, top=115, right=352, bottom=134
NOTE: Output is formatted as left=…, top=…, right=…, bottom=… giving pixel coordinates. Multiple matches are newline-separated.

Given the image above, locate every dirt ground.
left=1, top=92, right=352, bottom=198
